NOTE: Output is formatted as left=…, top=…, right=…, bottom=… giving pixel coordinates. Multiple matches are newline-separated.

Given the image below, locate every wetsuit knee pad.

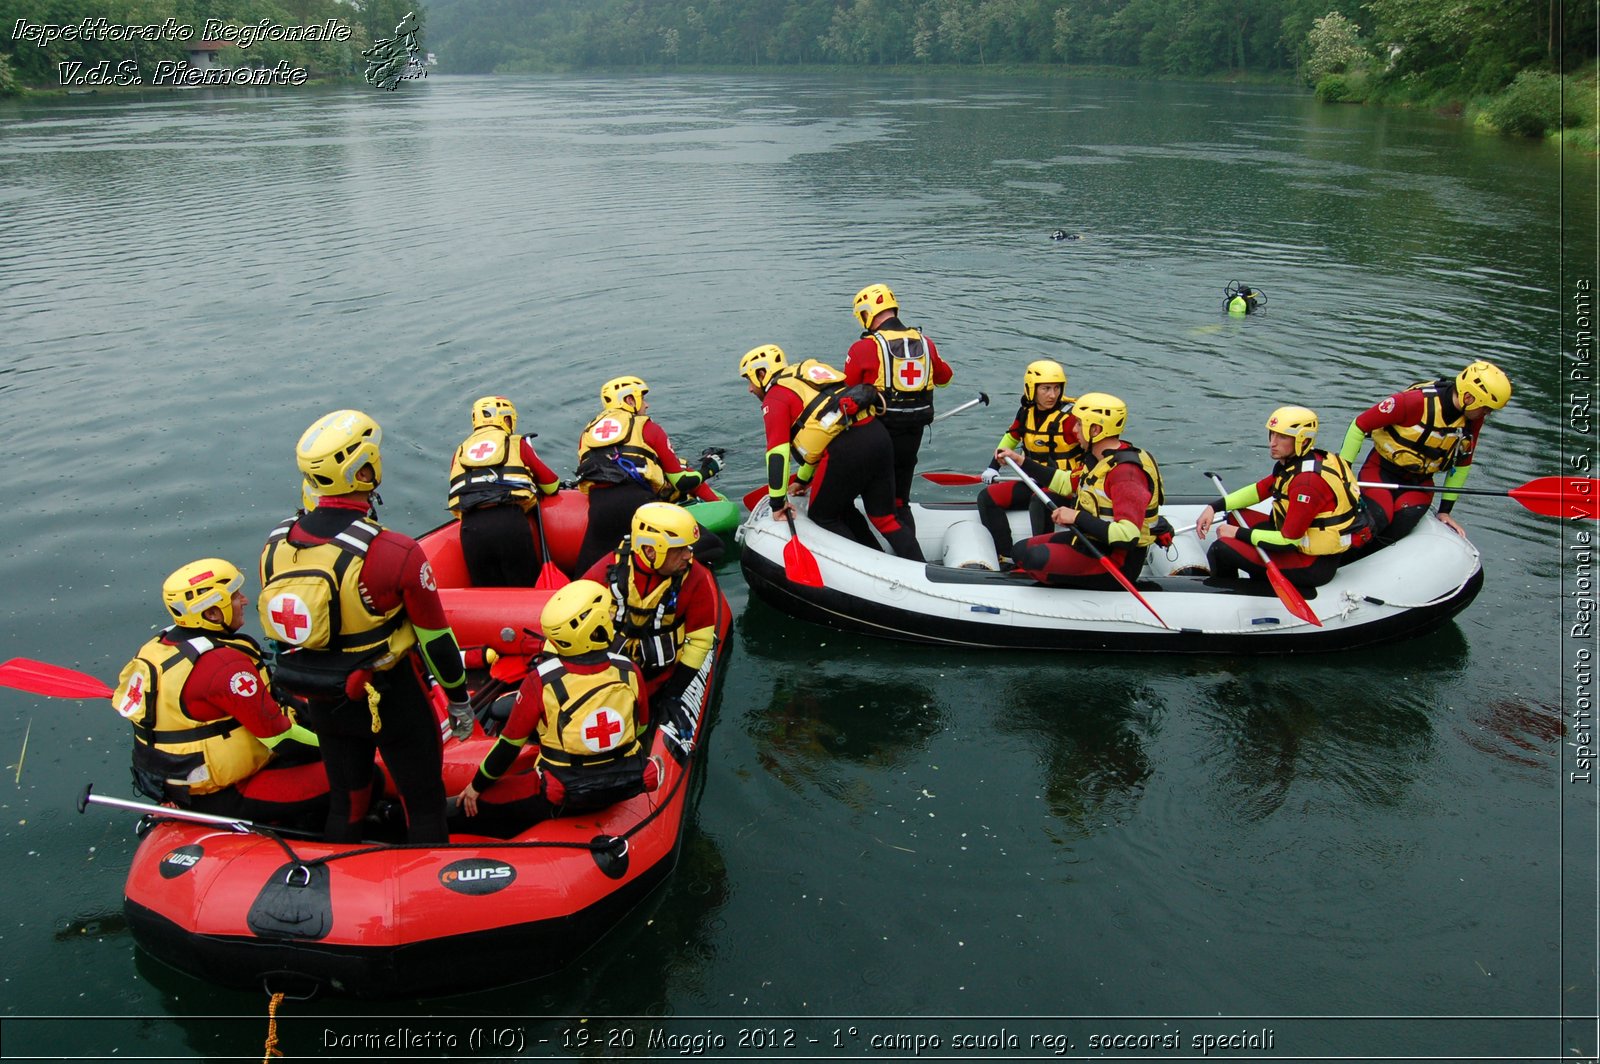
left=1205, top=540, right=1245, bottom=577
left=1014, top=540, right=1051, bottom=571
left=1382, top=504, right=1428, bottom=543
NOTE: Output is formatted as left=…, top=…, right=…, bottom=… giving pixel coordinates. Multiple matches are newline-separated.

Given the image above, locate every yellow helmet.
left=297, top=409, right=383, bottom=495
left=852, top=283, right=898, bottom=330
left=631, top=502, right=701, bottom=571
left=1073, top=392, right=1128, bottom=441
left=162, top=558, right=245, bottom=632
left=1022, top=359, right=1068, bottom=403
left=471, top=395, right=517, bottom=433
left=1456, top=360, right=1511, bottom=411
left=1266, top=405, right=1319, bottom=456
left=540, top=579, right=617, bottom=656
left=738, top=344, right=788, bottom=391
left=599, top=375, right=649, bottom=412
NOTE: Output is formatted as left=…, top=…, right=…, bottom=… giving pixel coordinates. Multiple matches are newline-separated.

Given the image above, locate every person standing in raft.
left=260, top=410, right=474, bottom=844
left=1195, top=406, right=1372, bottom=588
left=843, top=283, right=953, bottom=530
left=452, top=580, right=654, bottom=838
left=573, top=375, right=726, bottom=575
left=111, top=559, right=329, bottom=830
left=1003, top=392, right=1164, bottom=586
left=582, top=502, right=721, bottom=734
left=1337, top=360, right=1512, bottom=545
left=448, top=395, right=561, bottom=588
left=739, top=343, right=924, bottom=561
left=975, top=359, right=1084, bottom=564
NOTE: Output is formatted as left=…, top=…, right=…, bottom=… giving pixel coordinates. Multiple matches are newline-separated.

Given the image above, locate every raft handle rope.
left=262, top=991, right=286, bottom=1062
left=750, top=518, right=1177, bottom=630
left=748, top=514, right=1389, bottom=636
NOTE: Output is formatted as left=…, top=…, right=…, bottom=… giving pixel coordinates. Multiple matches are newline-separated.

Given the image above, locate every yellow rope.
left=262, top=991, right=286, bottom=1062
left=364, top=681, right=382, bottom=733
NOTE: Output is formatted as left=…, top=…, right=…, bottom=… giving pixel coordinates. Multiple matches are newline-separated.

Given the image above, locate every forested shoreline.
left=3, top=0, right=1594, bottom=143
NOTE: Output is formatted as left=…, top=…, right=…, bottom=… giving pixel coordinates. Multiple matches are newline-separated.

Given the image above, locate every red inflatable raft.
left=119, top=495, right=732, bottom=999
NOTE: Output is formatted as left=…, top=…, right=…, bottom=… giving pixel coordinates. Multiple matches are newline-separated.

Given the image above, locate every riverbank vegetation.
left=1305, top=7, right=1596, bottom=147
left=424, top=0, right=1594, bottom=143
left=5, top=0, right=1593, bottom=148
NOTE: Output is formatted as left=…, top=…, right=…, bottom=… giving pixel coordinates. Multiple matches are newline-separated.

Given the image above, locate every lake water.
left=0, top=73, right=1594, bottom=1061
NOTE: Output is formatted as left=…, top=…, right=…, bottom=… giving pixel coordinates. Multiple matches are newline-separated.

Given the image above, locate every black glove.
left=698, top=447, right=726, bottom=479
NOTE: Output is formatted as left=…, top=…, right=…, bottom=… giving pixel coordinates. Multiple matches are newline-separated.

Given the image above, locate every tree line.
left=7, top=0, right=1592, bottom=138
left=423, top=0, right=1593, bottom=96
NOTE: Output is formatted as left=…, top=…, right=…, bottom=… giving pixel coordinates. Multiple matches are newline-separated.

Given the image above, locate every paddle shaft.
left=1001, top=456, right=1170, bottom=629
left=1357, top=476, right=1596, bottom=518
left=931, top=391, right=990, bottom=423
left=1363, top=480, right=1561, bottom=499
left=1206, top=472, right=1321, bottom=627
left=1002, top=456, right=1063, bottom=511
left=77, top=785, right=323, bottom=838
left=531, top=500, right=567, bottom=588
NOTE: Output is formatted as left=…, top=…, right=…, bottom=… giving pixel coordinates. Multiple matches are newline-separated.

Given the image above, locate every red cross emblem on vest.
left=468, top=440, right=498, bottom=461
left=897, top=359, right=925, bottom=388
left=117, top=674, right=145, bottom=718
left=591, top=417, right=623, bottom=442
left=268, top=594, right=312, bottom=644
left=582, top=708, right=625, bottom=752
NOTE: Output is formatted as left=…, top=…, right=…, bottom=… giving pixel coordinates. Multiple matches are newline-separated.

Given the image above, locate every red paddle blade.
left=535, top=561, right=569, bottom=591
left=920, top=472, right=984, bottom=486
left=0, top=658, right=114, bottom=699
left=781, top=511, right=825, bottom=588
left=784, top=536, right=825, bottom=588
left=1263, top=563, right=1322, bottom=627
left=1512, top=476, right=1598, bottom=519
left=1095, top=558, right=1170, bottom=629
left=488, top=653, right=531, bottom=684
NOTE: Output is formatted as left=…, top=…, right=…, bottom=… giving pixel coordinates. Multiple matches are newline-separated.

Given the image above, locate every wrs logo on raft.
left=159, top=844, right=204, bottom=879
left=439, top=859, right=517, bottom=896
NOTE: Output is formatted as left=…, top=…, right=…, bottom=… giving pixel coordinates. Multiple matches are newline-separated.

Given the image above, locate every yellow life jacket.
left=1370, top=380, right=1473, bottom=474
left=1018, top=401, right=1084, bottom=472
left=111, top=630, right=273, bottom=799
left=605, top=545, right=687, bottom=674
left=448, top=428, right=537, bottom=515
left=770, top=359, right=879, bottom=466
left=534, top=653, right=644, bottom=768
left=258, top=514, right=417, bottom=670
left=576, top=409, right=667, bottom=494
left=1077, top=443, right=1165, bottom=546
left=871, top=327, right=935, bottom=426
left=1270, top=451, right=1366, bottom=556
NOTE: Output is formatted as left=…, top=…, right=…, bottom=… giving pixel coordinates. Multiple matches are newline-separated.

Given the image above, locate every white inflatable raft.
left=736, top=497, right=1482, bottom=653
